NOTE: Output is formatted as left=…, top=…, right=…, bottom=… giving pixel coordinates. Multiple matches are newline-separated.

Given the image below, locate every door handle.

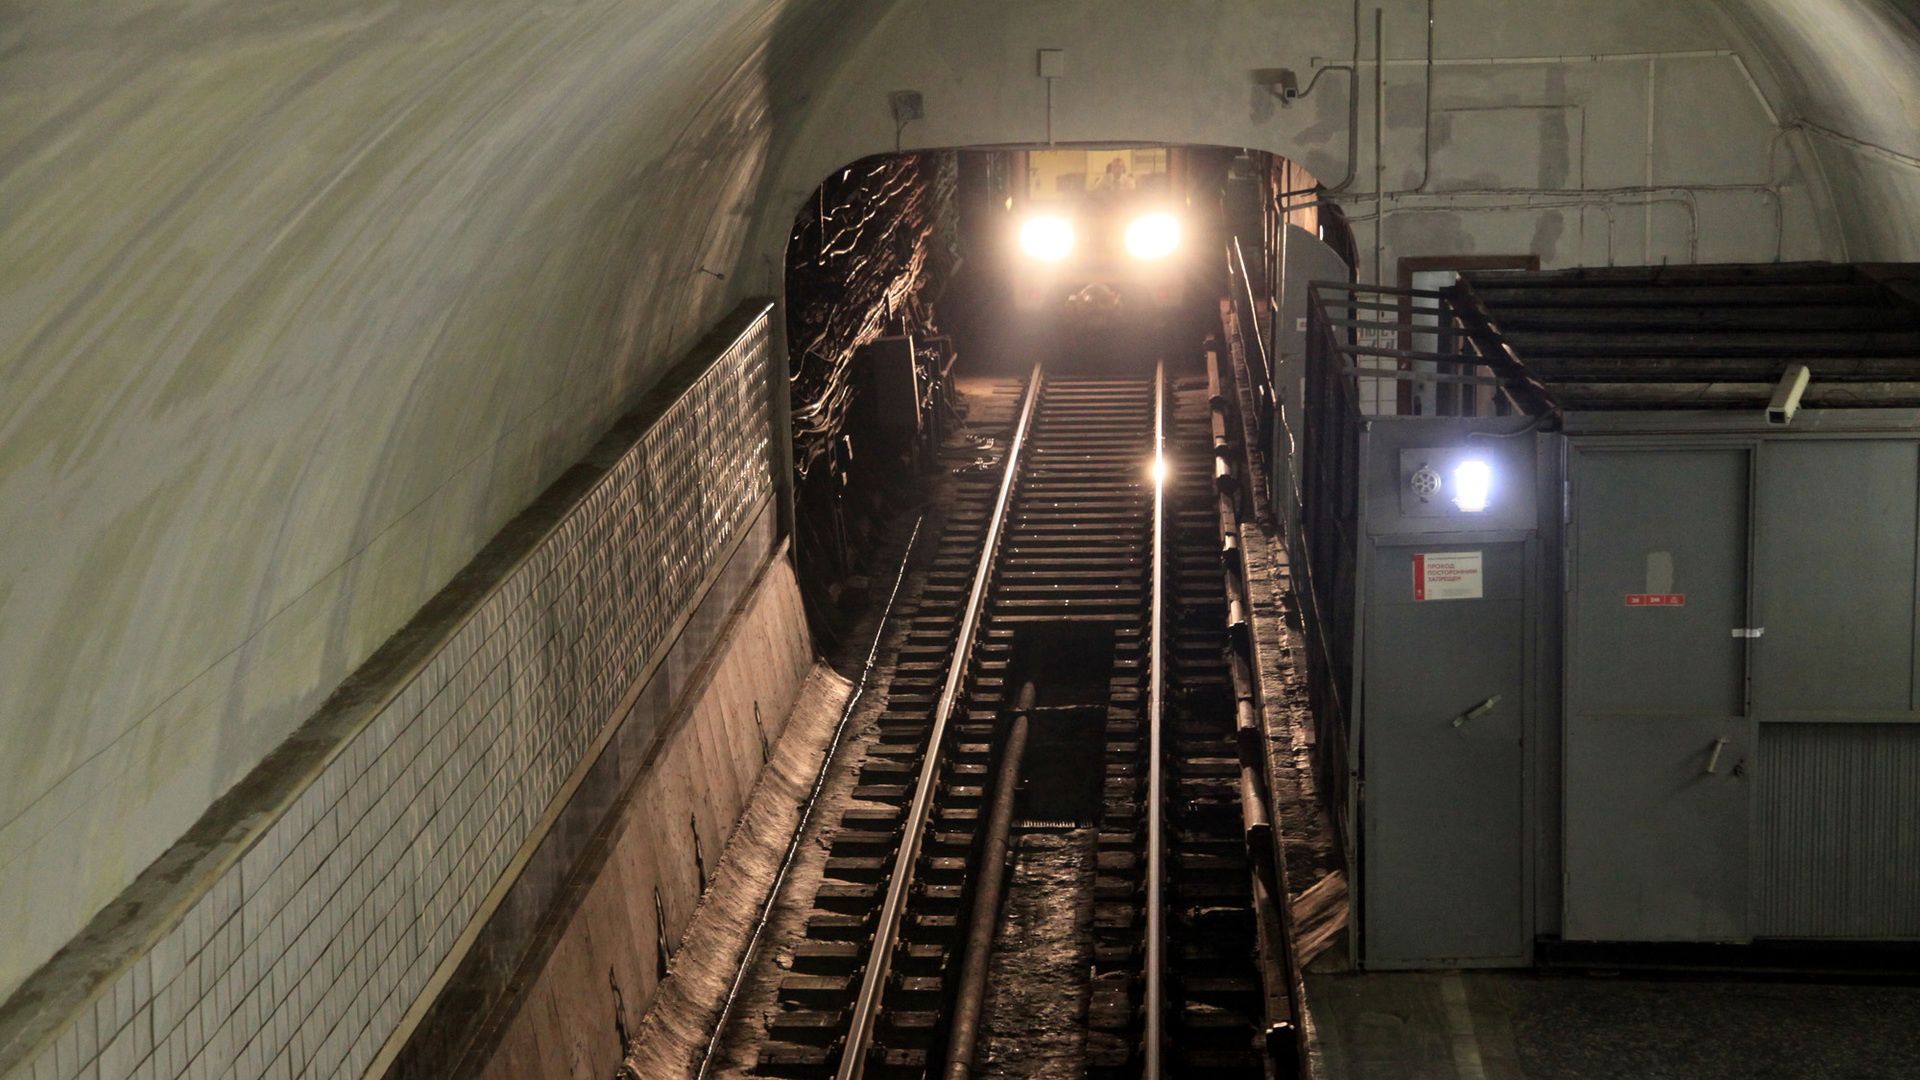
left=1451, top=695, right=1500, bottom=728
left=1731, top=627, right=1765, bottom=639
left=1705, top=736, right=1730, bottom=774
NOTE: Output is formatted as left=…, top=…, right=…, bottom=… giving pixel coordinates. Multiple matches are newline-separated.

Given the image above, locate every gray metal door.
left=1566, top=448, right=1753, bottom=942
left=1363, top=542, right=1528, bottom=966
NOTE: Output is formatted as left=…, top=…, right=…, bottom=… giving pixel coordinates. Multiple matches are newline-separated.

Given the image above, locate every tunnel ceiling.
left=2, top=0, right=1918, bottom=1003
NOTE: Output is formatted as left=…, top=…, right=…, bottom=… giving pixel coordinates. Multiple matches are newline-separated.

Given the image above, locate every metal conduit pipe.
left=1227, top=641, right=1293, bottom=1069
left=939, top=680, right=1037, bottom=1080
left=1418, top=0, right=1435, bottom=191
left=1207, top=345, right=1306, bottom=1078
left=1207, top=349, right=1255, bottom=573
left=1336, top=189, right=1713, bottom=266
left=1209, top=409, right=1253, bottom=647
left=1290, top=0, right=1363, bottom=193
left=1374, top=6, right=1386, bottom=286
left=1321, top=0, right=1798, bottom=266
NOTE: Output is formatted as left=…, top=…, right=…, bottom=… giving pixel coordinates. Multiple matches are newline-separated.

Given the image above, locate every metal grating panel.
left=1756, top=723, right=1920, bottom=939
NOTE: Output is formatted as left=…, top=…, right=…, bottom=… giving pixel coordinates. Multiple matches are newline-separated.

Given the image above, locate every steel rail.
left=1144, top=359, right=1168, bottom=1080
left=835, top=362, right=1045, bottom=1080
left=692, top=516, right=925, bottom=1080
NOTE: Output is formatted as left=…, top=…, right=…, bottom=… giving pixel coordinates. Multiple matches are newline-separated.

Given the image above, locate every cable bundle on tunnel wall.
left=787, top=152, right=959, bottom=485
left=785, top=151, right=961, bottom=643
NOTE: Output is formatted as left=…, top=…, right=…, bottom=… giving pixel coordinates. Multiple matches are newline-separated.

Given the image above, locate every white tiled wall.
left=10, top=312, right=773, bottom=1080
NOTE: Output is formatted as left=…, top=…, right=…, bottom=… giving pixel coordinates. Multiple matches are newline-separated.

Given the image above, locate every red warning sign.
left=1414, top=551, right=1483, bottom=601
left=1625, top=594, right=1686, bottom=606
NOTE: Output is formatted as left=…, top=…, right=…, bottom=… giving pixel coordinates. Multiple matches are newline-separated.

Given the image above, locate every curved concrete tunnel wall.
left=1714, top=0, right=1920, bottom=260
left=3, top=0, right=1920, bottom=1069
left=0, top=0, right=809, bottom=997
left=750, top=0, right=1920, bottom=281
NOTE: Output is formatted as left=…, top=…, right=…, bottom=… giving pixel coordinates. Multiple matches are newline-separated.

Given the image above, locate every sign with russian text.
left=1625, top=594, right=1686, bottom=606
left=1413, top=551, right=1483, bottom=601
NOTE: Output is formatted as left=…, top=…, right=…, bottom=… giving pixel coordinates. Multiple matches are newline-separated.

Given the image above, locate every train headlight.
left=1124, top=213, right=1181, bottom=260
left=1019, top=216, right=1075, bottom=262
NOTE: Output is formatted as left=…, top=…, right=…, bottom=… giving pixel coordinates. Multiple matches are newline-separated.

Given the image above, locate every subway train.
left=1006, top=146, right=1200, bottom=323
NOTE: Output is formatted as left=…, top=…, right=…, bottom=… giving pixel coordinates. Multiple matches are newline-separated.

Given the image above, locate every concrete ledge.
left=480, top=656, right=849, bottom=1080
left=380, top=519, right=798, bottom=1080
left=0, top=301, right=777, bottom=1080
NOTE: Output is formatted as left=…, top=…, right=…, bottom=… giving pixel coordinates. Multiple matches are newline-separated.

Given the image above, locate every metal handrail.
left=835, top=363, right=1045, bottom=1080
left=1230, top=237, right=1276, bottom=399
left=1340, top=364, right=1507, bottom=386
left=1144, top=360, right=1168, bottom=1080
left=1308, top=280, right=1452, bottom=299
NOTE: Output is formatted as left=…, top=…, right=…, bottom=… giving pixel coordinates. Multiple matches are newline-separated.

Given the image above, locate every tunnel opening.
left=784, top=145, right=1342, bottom=652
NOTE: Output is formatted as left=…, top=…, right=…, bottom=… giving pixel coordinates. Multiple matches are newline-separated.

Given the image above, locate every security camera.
left=1252, top=68, right=1300, bottom=104
left=1767, top=364, right=1810, bottom=425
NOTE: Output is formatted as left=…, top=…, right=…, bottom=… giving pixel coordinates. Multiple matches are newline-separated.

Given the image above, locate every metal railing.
left=1304, top=280, right=1558, bottom=418
left=1228, top=237, right=1277, bottom=446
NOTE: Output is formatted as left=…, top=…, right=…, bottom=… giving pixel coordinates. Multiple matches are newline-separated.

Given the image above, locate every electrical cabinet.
left=1301, top=265, right=1920, bottom=967
left=1346, top=415, right=1920, bottom=966
left=1353, top=418, right=1541, bottom=968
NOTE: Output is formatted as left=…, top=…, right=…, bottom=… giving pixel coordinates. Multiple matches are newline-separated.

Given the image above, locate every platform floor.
left=1307, top=970, right=1920, bottom=1080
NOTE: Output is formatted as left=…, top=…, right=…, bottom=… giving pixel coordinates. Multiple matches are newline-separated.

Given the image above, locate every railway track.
left=746, top=360, right=1295, bottom=1080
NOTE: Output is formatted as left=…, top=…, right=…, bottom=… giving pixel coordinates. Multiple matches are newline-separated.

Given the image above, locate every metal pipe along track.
left=939, top=680, right=1035, bottom=1080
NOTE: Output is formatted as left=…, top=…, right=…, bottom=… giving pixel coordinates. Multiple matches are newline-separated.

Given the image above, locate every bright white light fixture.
left=1453, top=459, right=1492, bottom=512
left=1019, top=215, right=1075, bottom=262
left=1124, top=213, right=1181, bottom=259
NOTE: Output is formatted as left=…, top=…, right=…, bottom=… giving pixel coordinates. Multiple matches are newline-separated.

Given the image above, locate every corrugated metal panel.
left=1756, top=723, right=1920, bottom=938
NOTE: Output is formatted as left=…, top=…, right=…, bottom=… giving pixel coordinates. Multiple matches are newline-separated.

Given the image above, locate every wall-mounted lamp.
left=1452, top=460, right=1492, bottom=513
left=1401, top=445, right=1534, bottom=525
left=1407, top=453, right=1497, bottom=515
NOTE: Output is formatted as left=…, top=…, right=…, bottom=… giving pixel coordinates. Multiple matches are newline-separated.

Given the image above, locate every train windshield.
left=1026, top=148, right=1172, bottom=206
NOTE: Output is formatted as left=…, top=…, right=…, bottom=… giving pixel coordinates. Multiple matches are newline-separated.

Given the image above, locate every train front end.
left=1009, top=148, right=1192, bottom=327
